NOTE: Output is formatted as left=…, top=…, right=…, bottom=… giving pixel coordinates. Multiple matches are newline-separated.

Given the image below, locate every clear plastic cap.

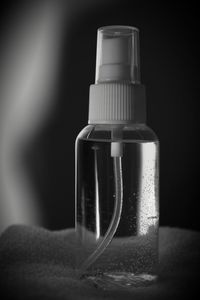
left=95, top=26, right=140, bottom=84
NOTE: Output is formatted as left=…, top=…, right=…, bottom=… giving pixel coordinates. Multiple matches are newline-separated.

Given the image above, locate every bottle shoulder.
left=76, top=124, right=158, bottom=143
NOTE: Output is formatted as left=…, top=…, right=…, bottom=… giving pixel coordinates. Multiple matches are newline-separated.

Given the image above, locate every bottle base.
left=84, top=272, right=157, bottom=290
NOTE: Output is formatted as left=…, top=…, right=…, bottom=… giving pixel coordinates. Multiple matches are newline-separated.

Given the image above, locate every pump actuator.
left=88, top=26, right=146, bottom=124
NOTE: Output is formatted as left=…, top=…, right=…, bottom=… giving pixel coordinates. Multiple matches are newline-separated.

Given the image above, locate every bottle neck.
left=88, top=82, right=146, bottom=125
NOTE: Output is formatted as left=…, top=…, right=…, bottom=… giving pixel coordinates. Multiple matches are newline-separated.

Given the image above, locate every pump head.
left=88, top=25, right=146, bottom=125
left=95, top=26, right=140, bottom=84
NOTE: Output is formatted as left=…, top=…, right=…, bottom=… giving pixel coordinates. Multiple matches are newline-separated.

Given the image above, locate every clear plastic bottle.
left=75, top=26, right=159, bottom=288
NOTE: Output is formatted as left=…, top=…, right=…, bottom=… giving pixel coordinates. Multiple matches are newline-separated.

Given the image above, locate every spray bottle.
left=75, top=26, right=159, bottom=288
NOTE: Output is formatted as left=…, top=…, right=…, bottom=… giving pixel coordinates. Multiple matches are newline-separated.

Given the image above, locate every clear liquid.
left=76, top=138, right=159, bottom=288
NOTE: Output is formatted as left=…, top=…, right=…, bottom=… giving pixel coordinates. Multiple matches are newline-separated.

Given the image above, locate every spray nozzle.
left=95, top=26, right=140, bottom=84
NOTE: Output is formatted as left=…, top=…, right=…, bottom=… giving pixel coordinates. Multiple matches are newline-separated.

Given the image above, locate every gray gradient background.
left=0, top=1, right=199, bottom=231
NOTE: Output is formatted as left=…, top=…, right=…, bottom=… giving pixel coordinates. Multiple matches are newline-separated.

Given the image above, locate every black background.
left=0, top=1, right=199, bottom=231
